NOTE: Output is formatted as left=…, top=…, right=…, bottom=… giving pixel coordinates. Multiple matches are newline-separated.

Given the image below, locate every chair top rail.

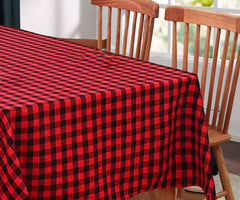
left=92, top=0, right=159, bottom=18
left=165, top=6, right=240, bottom=33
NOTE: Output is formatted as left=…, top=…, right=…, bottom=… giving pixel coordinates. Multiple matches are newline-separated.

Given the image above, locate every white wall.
left=20, top=0, right=97, bottom=38
left=229, top=81, right=240, bottom=142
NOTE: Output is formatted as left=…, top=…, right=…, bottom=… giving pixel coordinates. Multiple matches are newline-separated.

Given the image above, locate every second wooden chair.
left=164, top=6, right=240, bottom=200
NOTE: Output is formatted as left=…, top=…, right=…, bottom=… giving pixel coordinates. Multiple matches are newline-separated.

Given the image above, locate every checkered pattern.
left=0, top=25, right=215, bottom=200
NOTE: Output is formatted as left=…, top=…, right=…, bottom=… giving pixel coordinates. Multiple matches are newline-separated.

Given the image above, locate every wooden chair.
left=62, top=0, right=159, bottom=61
left=164, top=6, right=240, bottom=200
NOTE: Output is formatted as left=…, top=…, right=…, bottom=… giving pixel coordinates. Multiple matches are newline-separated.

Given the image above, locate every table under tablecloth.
left=0, top=25, right=215, bottom=200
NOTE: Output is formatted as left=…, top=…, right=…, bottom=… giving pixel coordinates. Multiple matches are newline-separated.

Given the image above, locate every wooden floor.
left=221, top=141, right=240, bottom=176
left=131, top=188, right=206, bottom=200
left=131, top=141, right=240, bottom=200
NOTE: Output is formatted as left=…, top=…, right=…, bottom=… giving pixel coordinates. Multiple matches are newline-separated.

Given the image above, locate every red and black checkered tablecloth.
left=0, top=25, right=215, bottom=200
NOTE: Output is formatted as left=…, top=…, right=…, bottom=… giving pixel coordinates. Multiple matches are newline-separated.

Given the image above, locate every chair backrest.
left=91, top=0, right=159, bottom=61
left=164, top=6, right=240, bottom=134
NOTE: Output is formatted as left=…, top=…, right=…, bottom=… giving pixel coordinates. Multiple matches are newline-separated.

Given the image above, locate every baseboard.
left=230, top=135, right=240, bottom=143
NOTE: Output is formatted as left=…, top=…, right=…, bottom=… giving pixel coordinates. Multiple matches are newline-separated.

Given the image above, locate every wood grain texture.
left=92, top=0, right=159, bottom=18
left=165, top=6, right=240, bottom=33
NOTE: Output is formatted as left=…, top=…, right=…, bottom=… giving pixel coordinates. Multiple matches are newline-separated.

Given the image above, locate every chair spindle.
left=183, top=23, right=189, bottom=71
left=136, top=14, right=144, bottom=59
left=193, top=24, right=201, bottom=74
left=122, top=10, right=130, bottom=56
left=115, top=8, right=121, bottom=54
left=129, top=12, right=137, bottom=57
left=144, top=17, right=155, bottom=61
left=98, top=6, right=103, bottom=49
left=206, top=28, right=221, bottom=125
left=140, top=15, right=150, bottom=60
left=172, top=21, right=177, bottom=68
left=201, top=26, right=211, bottom=101
left=217, top=32, right=238, bottom=131
left=107, top=7, right=112, bottom=52
left=212, top=30, right=230, bottom=127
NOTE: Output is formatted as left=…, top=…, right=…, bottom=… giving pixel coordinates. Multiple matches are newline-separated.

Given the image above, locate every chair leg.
left=149, top=188, right=176, bottom=200
left=212, top=145, right=235, bottom=200
left=176, top=188, right=185, bottom=200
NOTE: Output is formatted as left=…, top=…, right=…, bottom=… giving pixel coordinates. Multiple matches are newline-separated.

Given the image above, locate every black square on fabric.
left=83, top=141, right=88, bottom=147
left=71, top=118, right=77, bottom=124
left=39, top=125, right=45, bottom=132
left=50, top=122, right=55, bottom=129
left=83, top=153, right=89, bottom=159
left=60, top=107, right=66, bottom=114
left=49, top=109, right=55, bottom=116
left=91, top=100, right=96, bottom=107
left=27, top=139, right=34, bottom=145
left=111, top=96, right=117, bottom=103
left=101, top=98, right=106, bottom=105
left=28, top=114, right=33, bottom=121
left=61, top=120, right=66, bottom=127
left=111, top=109, right=117, bottom=115
left=39, top=112, right=44, bottom=118
left=81, top=103, right=86, bottom=109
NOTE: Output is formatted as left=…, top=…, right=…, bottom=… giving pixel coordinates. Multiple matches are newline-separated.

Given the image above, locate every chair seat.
left=208, top=127, right=231, bottom=146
